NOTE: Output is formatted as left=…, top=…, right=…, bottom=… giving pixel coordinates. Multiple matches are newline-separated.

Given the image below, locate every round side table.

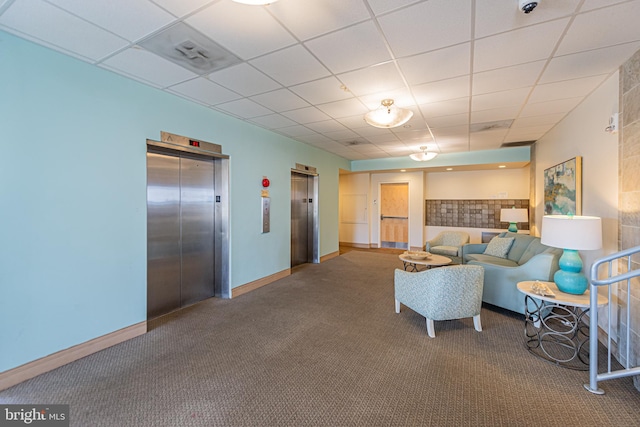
left=517, top=281, right=608, bottom=370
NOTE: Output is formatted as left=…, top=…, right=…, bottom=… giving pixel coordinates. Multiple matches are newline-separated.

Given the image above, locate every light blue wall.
left=0, top=31, right=349, bottom=372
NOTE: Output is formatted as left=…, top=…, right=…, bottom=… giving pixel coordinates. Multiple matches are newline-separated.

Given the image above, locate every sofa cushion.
left=466, top=254, right=519, bottom=267
left=501, top=232, right=537, bottom=263
left=484, top=237, right=514, bottom=258
left=519, top=239, right=550, bottom=265
left=431, top=245, right=459, bottom=256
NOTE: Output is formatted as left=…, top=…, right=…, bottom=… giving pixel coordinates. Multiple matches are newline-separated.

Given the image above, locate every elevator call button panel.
left=262, top=197, right=270, bottom=233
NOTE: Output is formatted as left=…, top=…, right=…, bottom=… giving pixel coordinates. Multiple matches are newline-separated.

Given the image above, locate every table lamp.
left=540, top=215, right=602, bottom=295
left=500, top=207, right=528, bottom=232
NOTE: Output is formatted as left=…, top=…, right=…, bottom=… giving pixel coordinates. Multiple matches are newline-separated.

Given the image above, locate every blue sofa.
left=461, top=232, right=562, bottom=314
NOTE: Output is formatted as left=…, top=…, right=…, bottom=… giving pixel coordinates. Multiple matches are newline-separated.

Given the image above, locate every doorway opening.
left=291, top=169, right=319, bottom=268
left=379, top=182, right=409, bottom=250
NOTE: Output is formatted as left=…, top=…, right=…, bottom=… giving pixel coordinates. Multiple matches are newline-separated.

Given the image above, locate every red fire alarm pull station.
left=262, top=177, right=270, bottom=188
left=189, top=139, right=200, bottom=147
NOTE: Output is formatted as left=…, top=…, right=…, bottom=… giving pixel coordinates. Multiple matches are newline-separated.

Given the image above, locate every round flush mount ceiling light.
left=364, top=99, right=413, bottom=129
left=232, top=0, right=278, bottom=4
left=410, top=146, right=438, bottom=162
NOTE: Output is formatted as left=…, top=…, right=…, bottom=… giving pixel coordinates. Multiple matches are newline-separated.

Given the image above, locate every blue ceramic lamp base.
left=554, top=249, right=588, bottom=295
left=507, top=222, right=518, bottom=232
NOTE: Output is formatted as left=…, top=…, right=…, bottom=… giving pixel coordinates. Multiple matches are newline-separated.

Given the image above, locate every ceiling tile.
left=474, top=19, right=569, bottom=72
left=472, top=87, right=531, bottom=112
left=519, top=97, right=584, bottom=117
left=367, top=0, right=422, bottom=16
left=557, top=1, right=640, bottom=55
left=580, top=0, right=629, bottom=12
left=304, top=21, right=391, bottom=74
left=470, top=106, right=520, bottom=124
left=250, top=89, right=310, bottom=112
left=472, top=61, right=545, bottom=95
left=419, top=97, right=470, bottom=119
left=304, top=120, right=348, bottom=133
left=215, top=98, right=274, bottom=118
left=528, top=75, right=608, bottom=103
left=474, top=0, right=581, bottom=38
left=276, top=125, right=317, bottom=138
left=426, top=113, right=469, bottom=129
left=0, top=0, right=129, bottom=61
left=47, top=0, right=175, bottom=42
left=249, top=44, right=331, bottom=86
left=186, top=1, right=296, bottom=60
left=208, top=63, right=281, bottom=96
left=101, top=47, right=197, bottom=87
left=281, top=107, right=332, bottom=124
left=324, top=129, right=360, bottom=141
left=512, top=113, right=567, bottom=128
left=290, top=76, right=353, bottom=105
left=398, top=43, right=471, bottom=86
left=336, top=115, right=370, bottom=130
left=168, top=77, right=241, bottom=105
left=338, top=62, right=405, bottom=97
left=150, top=0, right=214, bottom=18
left=268, top=0, right=370, bottom=41
left=541, top=42, right=640, bottom=83
left=249, top=114, right=298, bottom=129
left=378, top=0, right=471, bottom=58
left=412, top=76, right=470, bottom=105
left=316, top=98, right=369, bottom=119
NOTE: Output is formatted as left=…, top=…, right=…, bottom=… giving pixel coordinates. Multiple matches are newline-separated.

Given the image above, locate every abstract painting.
left=544, top=156, right=582, bottom=215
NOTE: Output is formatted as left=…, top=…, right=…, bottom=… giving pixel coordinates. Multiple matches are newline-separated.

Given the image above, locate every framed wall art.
left=544, top=156, right=582, bottom=215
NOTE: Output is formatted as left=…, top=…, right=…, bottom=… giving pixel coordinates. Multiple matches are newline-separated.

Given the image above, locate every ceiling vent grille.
left=470, top=119, right=514, bottom=133
left=500, top=140, right=536, bottom=148
left=339, top=139, right=370, bottom=146
left=139, top=23, right=242, bottom=75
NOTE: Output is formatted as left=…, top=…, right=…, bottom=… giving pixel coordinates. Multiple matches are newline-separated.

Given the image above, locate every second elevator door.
left=147, top=151, right=215, bottom=319
left=291, top=172, right=313, bottom=267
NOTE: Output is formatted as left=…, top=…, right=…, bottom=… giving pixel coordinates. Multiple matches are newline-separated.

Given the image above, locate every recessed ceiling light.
left=499, top=165, right=506, bottom=168
left=400, top=169, right=406, bottom=172
left=446, top=168, right=453, bottom=171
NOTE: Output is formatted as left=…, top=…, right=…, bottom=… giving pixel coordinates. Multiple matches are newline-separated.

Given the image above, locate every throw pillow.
left=484, top=237, right=515, bottom=259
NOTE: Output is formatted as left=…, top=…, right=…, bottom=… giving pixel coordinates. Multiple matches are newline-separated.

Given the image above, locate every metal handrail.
left=586, top=245, right=640, bottom=394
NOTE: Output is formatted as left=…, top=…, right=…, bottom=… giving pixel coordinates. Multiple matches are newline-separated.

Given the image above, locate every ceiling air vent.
left=139, top=23, right=242, bottom=75
left=340, top=139, right=370, bottom=146
left=470, top=119, right=514, bottom=133
left=500, top=140, right=536, bottom=148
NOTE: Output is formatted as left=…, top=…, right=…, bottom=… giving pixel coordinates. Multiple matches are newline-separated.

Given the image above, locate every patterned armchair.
left=424, top=231, right=470, bottom=264
left=394, top=265, right=484, bottom=338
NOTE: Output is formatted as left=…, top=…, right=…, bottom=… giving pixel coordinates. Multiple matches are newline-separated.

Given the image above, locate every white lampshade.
left=541, top=215, right=602, bottom=250
left=364, top=99, right=413, bottom=129
left=500, top=208, right=528, bottom=223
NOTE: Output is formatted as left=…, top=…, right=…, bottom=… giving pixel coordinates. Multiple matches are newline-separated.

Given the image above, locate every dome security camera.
left=519, top=0, right=539, bottom=13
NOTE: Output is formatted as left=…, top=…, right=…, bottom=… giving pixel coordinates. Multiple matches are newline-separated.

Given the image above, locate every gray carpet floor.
left=2, top=251, right=639, bottom=426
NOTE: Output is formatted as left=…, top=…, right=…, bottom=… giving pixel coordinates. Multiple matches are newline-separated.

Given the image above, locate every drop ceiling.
left=1, top=0, right=639, bottom=161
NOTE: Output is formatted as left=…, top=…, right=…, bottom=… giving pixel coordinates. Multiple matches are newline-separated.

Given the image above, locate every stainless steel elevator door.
left=147, top=153, right=181, bottom=318
left=180, top=156, right=215, bottom=306
left=291, top=172, right=312, bottom=267
left=147, top=150, right=215, bottom=319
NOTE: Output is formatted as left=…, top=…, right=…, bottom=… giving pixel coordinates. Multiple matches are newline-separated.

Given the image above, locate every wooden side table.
left=517, top=281, right=608, bottom=370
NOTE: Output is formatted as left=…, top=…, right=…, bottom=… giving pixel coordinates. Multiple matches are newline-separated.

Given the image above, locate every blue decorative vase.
left=554, top=249, right=588, bottom=295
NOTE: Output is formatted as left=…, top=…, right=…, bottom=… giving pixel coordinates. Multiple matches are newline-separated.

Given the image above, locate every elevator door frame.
left=147, top=140, right=230, bottom=307
left=291, top=169, right=320, bottom=266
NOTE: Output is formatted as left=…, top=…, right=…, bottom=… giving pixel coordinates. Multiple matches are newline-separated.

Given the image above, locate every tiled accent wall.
left=619, top=49, right=640, bottom=391
left=425, top=199, right=529, bottom=230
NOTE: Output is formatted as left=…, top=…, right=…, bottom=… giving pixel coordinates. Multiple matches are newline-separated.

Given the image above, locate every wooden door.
left=380, top=183, right=408, bottom=249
